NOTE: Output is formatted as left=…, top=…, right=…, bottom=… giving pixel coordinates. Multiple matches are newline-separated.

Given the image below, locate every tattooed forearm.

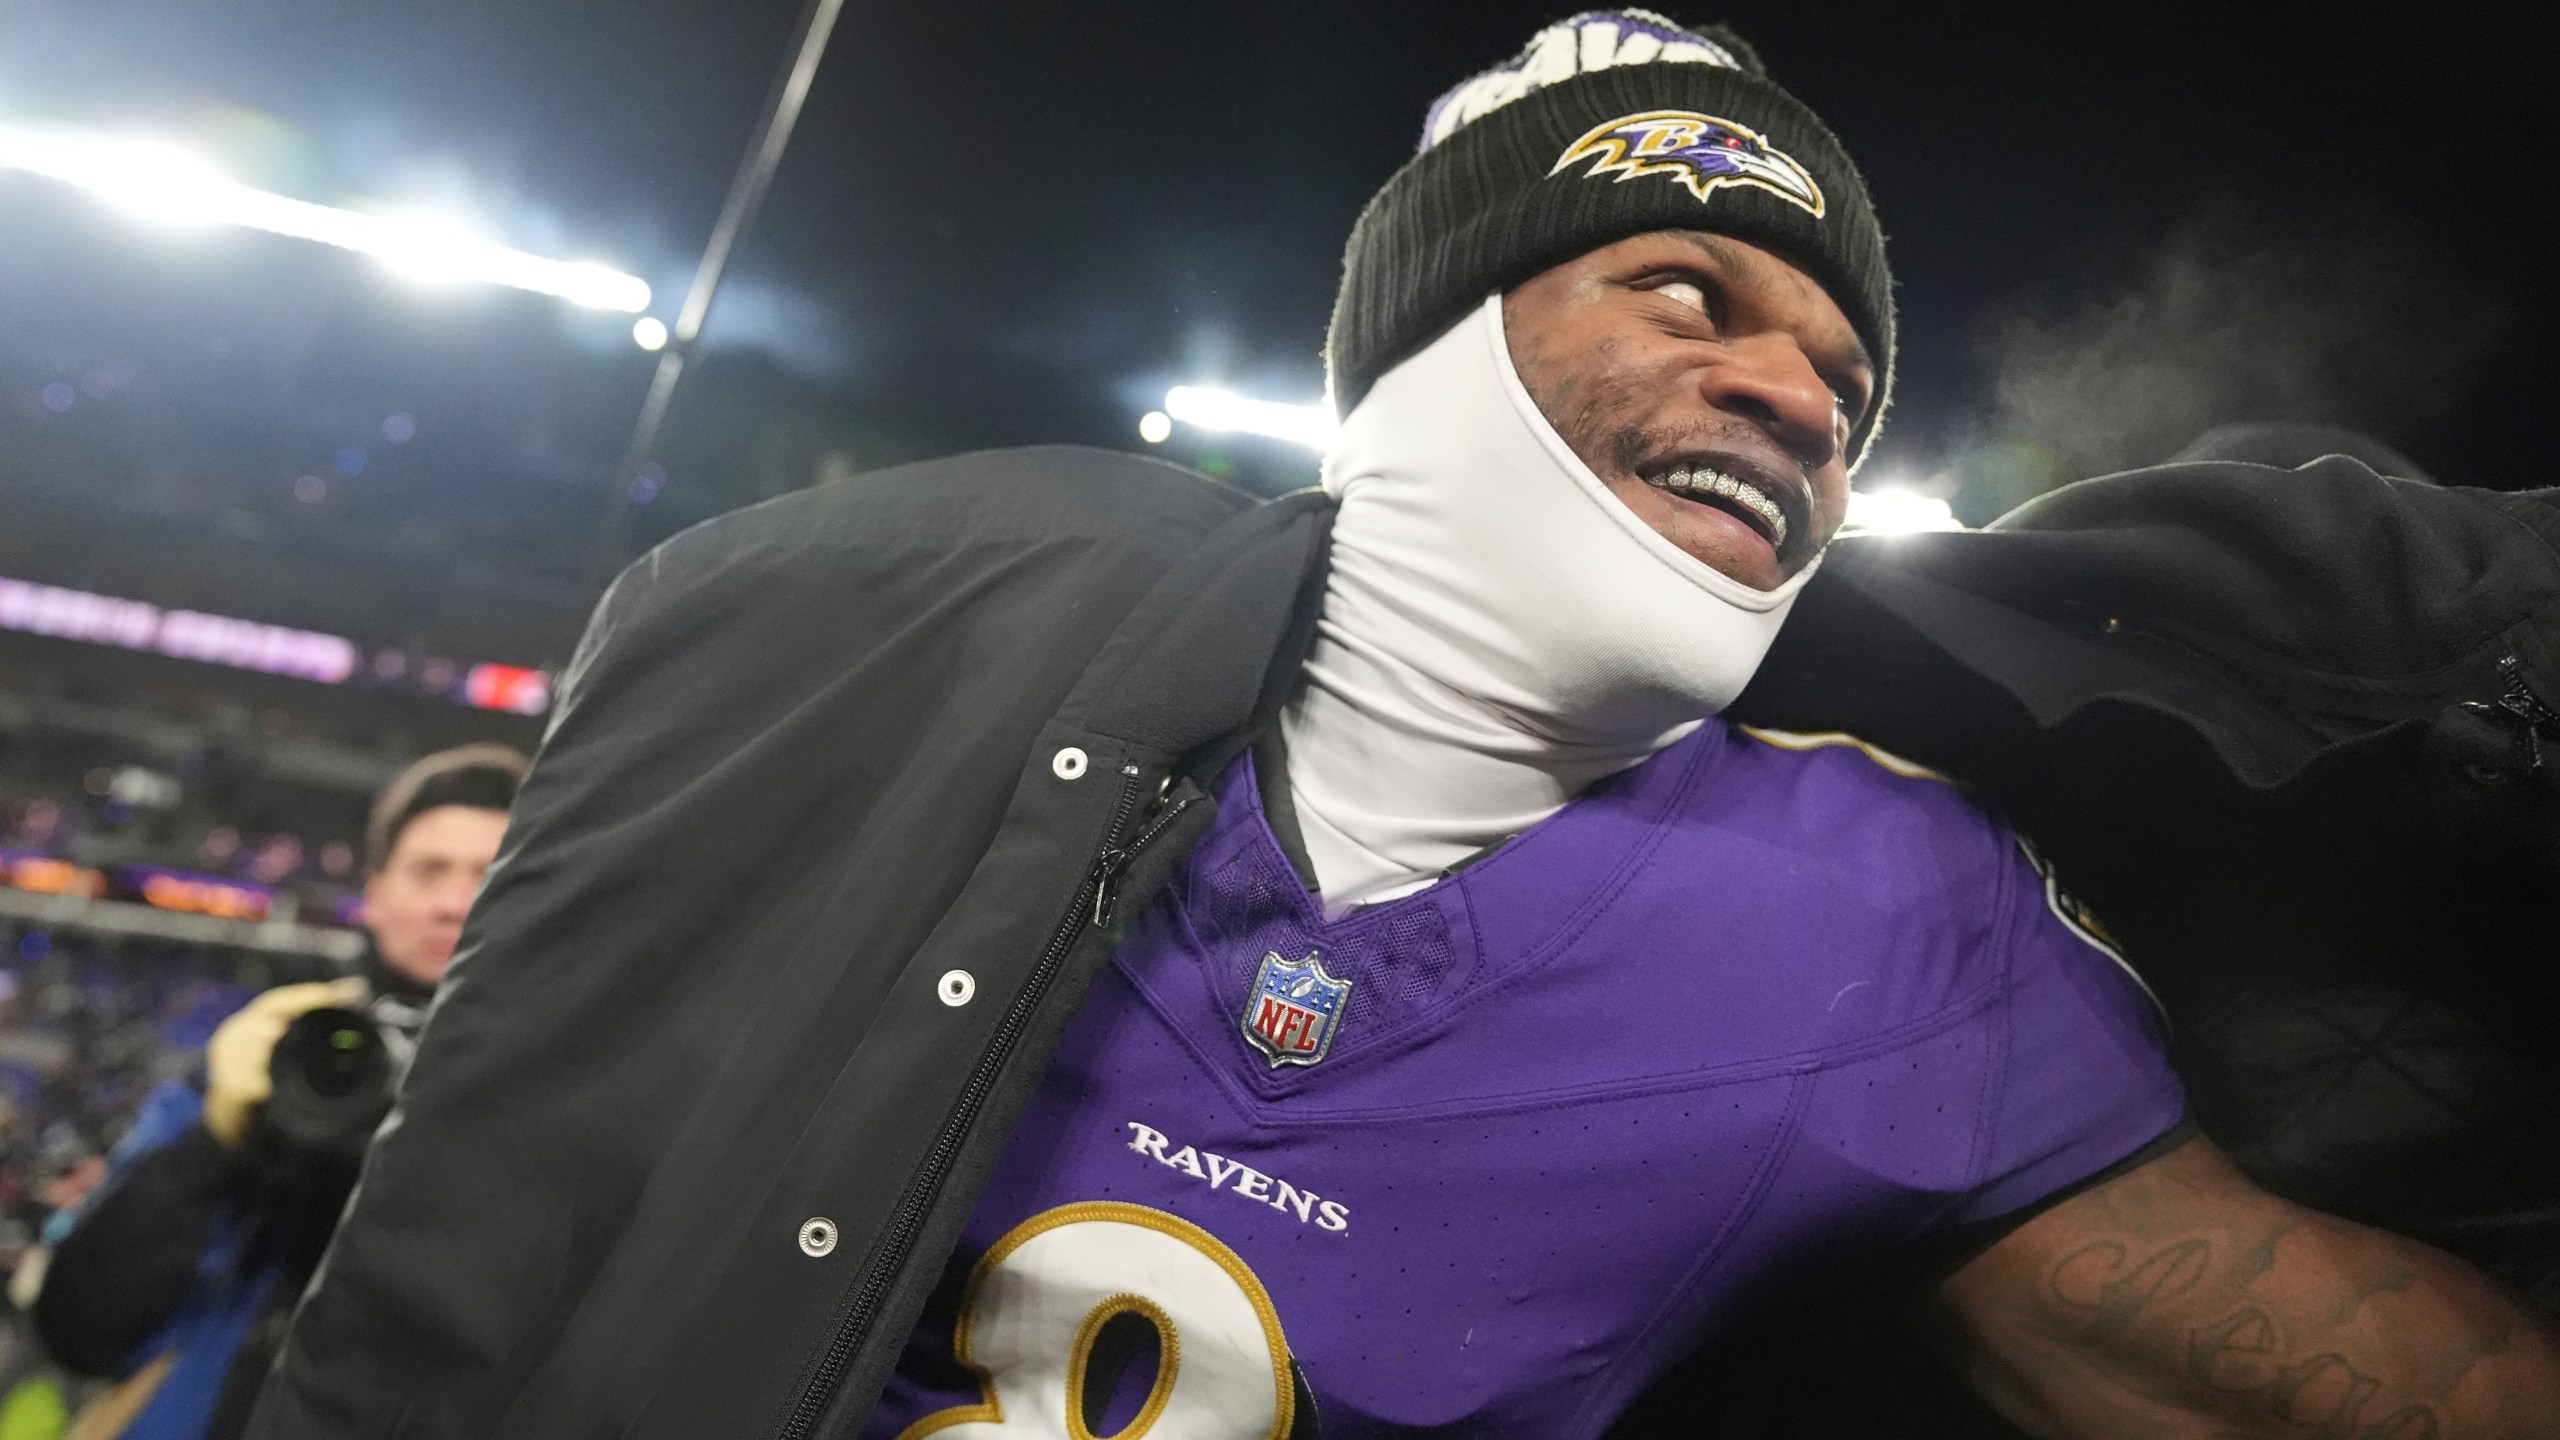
left=2048, top=1237, right=2212, bottom=1344
left=1938, top=1139, right=2560, bottom=1440
left=2045, top=1237, right=2437, bottom=1434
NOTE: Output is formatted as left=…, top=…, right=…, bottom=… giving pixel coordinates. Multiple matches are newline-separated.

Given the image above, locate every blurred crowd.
left=0, top=632, right=530, bottom=1437
left=0, top=927, right=278, bottom=1424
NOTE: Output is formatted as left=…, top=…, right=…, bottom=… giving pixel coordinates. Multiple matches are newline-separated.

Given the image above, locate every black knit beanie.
left=1326, top=10, right=1894, bottom=465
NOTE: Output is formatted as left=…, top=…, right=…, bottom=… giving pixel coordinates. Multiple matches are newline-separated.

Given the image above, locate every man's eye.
left=1654, top=279, right=1709, bottom=313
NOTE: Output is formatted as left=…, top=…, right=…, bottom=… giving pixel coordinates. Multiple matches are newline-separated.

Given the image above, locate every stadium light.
left=1163, top=385, right=1336, bottom=450
left=0, top=121, right=651, bottom=313
left=1841, top=487, right=1962, bottom=535
left=632, top=316, right=670, bottom=351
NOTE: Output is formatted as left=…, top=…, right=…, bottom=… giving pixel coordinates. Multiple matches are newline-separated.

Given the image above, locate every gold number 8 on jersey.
left=894, top=1201, right=1304, bottom=1440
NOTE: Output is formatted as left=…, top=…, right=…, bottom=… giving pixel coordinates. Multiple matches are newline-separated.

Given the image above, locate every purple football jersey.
left=866, top=722, right=2182, bottom=1439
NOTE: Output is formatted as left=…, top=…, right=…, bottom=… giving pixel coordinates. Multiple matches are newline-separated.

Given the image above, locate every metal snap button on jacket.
left=936, top=970, right=975, bottom=1007
left=1051, top=746, right=1089, bottom=780
left=797, top=1218, right=837, bottom=1257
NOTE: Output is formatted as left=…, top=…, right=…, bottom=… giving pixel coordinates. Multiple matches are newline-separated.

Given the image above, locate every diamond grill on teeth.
left=1654, top=466, right=1789, bottom=547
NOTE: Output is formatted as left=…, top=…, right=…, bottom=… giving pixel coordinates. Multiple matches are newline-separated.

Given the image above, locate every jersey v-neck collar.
left=1119, top=723, right=1733, bottom=1104
left=1252, top=723, right=1534, bottom=906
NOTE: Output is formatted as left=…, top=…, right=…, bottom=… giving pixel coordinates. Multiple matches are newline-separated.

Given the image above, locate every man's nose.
left=433, top=877, right=480, bottom=918
left=1699, top=337, right=1840, bottom=471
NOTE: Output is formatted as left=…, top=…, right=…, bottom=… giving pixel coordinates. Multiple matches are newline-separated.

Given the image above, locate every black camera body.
left=261, top=1006, right=403, bottom=1166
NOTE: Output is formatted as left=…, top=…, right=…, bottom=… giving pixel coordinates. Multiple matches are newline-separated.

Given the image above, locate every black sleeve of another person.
left=35, top=1120, right=248, bottom=1376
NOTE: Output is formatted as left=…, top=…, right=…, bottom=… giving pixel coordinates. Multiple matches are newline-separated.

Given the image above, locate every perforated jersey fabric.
left=865, top=721, right=2182, bottom=1439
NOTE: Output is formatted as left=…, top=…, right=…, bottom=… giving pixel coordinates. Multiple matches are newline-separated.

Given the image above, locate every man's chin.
left=382, top=947, right=455, bottom=988
left=1669, top=518, right=1789, bottom=591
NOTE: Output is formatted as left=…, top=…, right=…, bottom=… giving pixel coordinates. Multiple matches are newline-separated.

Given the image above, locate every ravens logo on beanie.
left=1326, top=9, right=1895, bottom=465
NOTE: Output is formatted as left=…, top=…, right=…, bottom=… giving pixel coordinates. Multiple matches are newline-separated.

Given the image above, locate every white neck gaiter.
left=1279, top=294, right=1819, bottom=909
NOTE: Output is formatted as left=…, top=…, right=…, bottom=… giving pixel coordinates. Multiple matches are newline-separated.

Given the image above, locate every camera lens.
left=263, top=1007, right=397, bottom=1163
left=305, top=1021, right=374, bottom=1096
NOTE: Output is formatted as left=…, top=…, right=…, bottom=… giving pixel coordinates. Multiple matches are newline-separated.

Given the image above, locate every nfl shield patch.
left=1241, top=951, right=1352, bottom=1068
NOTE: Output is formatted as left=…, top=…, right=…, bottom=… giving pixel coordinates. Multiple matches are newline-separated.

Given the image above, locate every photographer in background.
left=30, top=745, right=526, bottom=1440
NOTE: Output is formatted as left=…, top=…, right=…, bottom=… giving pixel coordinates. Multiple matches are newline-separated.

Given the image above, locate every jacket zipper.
left=1093, top=778, right=1194, bottom=929
left=2464, top=654, right=2559, bottom=774
left=777, top=760, right=1194, bottom=1439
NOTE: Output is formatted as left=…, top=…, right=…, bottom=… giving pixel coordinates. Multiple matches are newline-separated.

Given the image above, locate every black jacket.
left=251, top=448, right=1332, bottom=1439
left=1742, top=458, right=2560, bottom=1274
left=248, top=446, right=2560, bottom=1439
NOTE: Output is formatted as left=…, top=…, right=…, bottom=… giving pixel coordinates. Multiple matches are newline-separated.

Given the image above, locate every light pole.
left=590, top=0, right=853, bottom=574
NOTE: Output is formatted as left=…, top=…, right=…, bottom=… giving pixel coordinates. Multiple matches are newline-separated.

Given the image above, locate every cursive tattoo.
left=1933, top=1138, right=2560, bottom=1439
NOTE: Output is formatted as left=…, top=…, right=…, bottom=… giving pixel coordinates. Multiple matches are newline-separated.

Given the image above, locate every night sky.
left=2, top=1, right=2552, bottom=592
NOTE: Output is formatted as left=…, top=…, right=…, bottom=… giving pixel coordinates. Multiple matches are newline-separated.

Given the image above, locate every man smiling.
left=1505, top=230, right=1864, bottom=587
left=253, top=12, right=2560, bottom=1439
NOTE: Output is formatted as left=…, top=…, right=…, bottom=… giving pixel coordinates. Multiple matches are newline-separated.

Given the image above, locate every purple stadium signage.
left=0, top=573, right=550, bottom=713
left=0, top=575, right=357, bottom=684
